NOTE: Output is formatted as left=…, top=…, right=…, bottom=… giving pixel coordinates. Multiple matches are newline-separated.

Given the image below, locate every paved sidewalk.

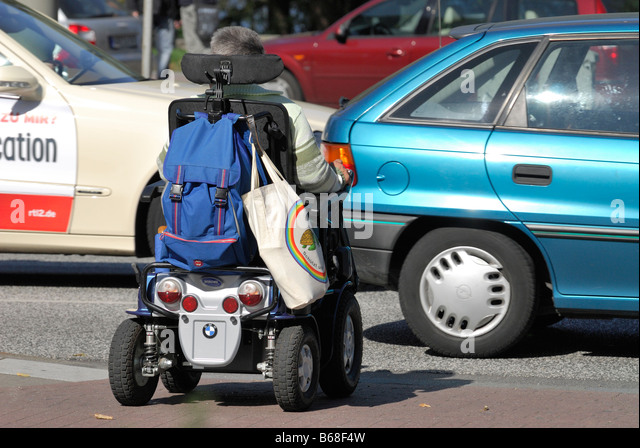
left=0, top=356, right=637, bottom=429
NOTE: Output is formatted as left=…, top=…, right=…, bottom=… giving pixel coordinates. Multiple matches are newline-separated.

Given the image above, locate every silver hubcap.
left=420, top=246, right=511, bottom=338
left=298, top=343, right=314, bottom=393
left=343, top=315, right=355, bottom=374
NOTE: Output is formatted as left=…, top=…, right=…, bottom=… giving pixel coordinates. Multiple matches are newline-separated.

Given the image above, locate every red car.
left=263, top=0, right=608, bottom=107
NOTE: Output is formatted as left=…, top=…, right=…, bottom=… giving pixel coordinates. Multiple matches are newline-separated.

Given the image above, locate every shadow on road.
left=365, top=318, right=639, bottom=359
left=145, top=370, right=468, bottom=410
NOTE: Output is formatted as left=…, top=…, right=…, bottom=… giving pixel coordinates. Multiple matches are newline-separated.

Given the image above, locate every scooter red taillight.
left=223, top=297, right=239, bottom=314
left=182, top=295, right=198, bottom=312
left=238, top=280, right=264, bottom=307
left=157, top=278, right=182, bottom=304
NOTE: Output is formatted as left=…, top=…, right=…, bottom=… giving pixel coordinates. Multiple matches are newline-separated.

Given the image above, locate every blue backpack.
left=155, top=112, right=257, bottom=270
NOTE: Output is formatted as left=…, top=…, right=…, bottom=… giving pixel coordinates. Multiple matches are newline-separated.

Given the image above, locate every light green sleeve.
left=284, top=103, right=342, bottom=193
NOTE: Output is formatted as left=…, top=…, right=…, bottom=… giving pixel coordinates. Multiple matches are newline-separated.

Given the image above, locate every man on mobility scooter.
left=108, top=27, right=362, bottom=412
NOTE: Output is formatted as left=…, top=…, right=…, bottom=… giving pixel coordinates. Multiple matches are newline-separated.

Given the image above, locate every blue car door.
left=486, top=37, right=639, bottom=313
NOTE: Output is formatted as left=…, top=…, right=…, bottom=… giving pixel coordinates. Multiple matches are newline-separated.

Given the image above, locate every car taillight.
left=182, top=295, right=198, bottom=312
left=157, top=278, right=182, bottom=304
left=223, top=297, right=239, bottom=314
left=68, top=24, right=96, bottom=45
left=321, top=142, right=357, bottom=186
left=238, top=280, right=264, bottom=307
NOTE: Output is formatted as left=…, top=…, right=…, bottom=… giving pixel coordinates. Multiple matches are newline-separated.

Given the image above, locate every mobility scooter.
left=107, top=53, right=362, bottom=412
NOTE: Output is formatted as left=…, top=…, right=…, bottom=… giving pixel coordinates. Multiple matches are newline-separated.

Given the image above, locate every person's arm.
left=289, top=108, right=348, bottom=193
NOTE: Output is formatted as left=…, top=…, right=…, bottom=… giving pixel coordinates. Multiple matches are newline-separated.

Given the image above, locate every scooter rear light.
left=223, top=297, right=239, bottom=314
left=182, top=295, right=198, bottom=313
left=157, top=278, right=182, bottom=304
left=238, top=280, right=264, bottom=307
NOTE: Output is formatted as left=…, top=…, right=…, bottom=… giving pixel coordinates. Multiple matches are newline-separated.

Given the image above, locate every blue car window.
left=389, top=42, right=537, bottom=124
left=524, top=38, right=639, bottom=134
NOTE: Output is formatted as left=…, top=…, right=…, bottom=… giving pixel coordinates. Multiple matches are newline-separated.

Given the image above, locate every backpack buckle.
left=169, top=184, right=183, bottom=202
left=215, top=187, right=228, bottom=206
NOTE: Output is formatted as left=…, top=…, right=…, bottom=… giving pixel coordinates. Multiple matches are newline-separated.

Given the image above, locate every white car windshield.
left=0, top=0, right=144, bottom=85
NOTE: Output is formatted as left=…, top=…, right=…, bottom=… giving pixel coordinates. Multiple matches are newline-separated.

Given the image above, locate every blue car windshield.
left=0, top=0, right=144, bottom=85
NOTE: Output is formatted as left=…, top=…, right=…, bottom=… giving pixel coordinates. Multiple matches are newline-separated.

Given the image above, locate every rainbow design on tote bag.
left=285, top=200, right=327, bottom=283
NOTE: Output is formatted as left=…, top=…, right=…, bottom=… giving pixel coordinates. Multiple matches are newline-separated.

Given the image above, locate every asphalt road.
left=1, top=253, right=637, bottom=392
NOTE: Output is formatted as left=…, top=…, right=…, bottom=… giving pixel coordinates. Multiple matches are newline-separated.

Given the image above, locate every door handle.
left=512, top=164, right=552, bottom=186
left=387, top=48, right=406, bottom=58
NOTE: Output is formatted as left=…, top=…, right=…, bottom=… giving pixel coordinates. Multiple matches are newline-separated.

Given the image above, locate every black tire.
left=146, top=194, right=165, bottom=254
left=398, top=228, right=537, bottom=358
left=160, top=368, right=202, bottom=394
left=273, top=325, right=320, bottom=411
left=319, top=291, right=363, bottom=397
left=272, top=70, right=304, bottom=101
left=108, top=319, right=159, bottom=406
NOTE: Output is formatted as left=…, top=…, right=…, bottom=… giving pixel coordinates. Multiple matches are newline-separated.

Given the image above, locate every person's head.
left=209, top=26, right=265, bottom=55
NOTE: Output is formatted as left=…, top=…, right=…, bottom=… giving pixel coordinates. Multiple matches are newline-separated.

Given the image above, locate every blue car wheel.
left=399, top=228, right=538, bottom=358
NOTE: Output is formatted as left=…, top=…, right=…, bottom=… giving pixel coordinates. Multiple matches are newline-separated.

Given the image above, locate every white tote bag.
left=242, top=122, right=328, bottom=309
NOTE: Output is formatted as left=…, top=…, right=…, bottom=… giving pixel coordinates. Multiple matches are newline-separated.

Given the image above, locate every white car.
left=0, top=0, right=333, bottom=257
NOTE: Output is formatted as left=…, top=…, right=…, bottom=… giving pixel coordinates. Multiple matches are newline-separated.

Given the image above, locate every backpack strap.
left=214, top=169, right=229, bottom=235
left=213, top=113, right=242, bottom=236
left=169, top=165, right=184, bottom=234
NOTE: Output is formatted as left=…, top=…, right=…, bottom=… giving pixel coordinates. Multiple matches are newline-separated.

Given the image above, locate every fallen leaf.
left=419, top=403, right=431, bottom=408
left=72, top=353, right=86, bottom=357
left=94, top=413, right=114, bottom=420
left=16, top=373, right=31, bottom=377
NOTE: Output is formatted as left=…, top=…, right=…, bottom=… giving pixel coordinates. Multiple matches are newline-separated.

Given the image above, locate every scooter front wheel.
left=108, top=318, right=158, bottom=406
left=161, top=368, right=202, bottom=394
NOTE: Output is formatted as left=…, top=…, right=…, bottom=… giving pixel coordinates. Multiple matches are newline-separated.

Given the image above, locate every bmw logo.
left=203, top=323, right=217, bottom=339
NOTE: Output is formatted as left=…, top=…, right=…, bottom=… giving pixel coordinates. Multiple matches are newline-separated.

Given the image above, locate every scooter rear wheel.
left=273, top=324, right=319, bottom=412
left=319, top=291, right=363, bottom=397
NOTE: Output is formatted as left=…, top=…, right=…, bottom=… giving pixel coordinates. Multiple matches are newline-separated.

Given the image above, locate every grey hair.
left=209, top=26, right=265, bottom=55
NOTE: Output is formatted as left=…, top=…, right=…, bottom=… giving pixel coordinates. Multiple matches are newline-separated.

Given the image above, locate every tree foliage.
left=218, top=0, right=369, bottom=34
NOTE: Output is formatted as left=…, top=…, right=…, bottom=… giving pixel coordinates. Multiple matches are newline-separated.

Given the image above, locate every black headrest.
left=181, top=54, right=284, bottom=85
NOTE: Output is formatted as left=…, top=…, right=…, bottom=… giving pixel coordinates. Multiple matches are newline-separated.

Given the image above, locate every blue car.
left=321, top=13, right=639, bottom=357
